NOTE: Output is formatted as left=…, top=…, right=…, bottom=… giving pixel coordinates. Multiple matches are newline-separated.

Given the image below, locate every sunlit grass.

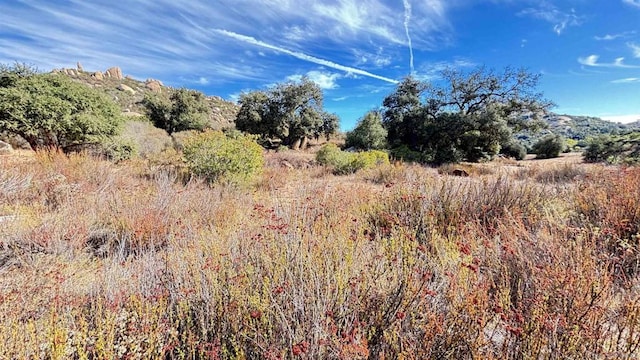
left=0, top=150, right=639, bottom=359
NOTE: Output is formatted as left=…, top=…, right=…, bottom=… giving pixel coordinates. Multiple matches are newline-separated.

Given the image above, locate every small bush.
left=120, top=120, right=173, bottom=158
left=390, top=145, right=424, bottom=163
left=500, top=140, right=527, bottom=160
left=316, top=144, right=390, bottom=175
left=183, top=130, right=264, bottom=185
left=532, top=134, right=565, bottom=159
left=101, top=137, right=138, bottom=162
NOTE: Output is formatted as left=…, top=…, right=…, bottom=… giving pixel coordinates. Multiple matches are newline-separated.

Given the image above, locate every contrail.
left=403, top=0, right=414, bottom=74
left=213, top=29, right=398, bottom=84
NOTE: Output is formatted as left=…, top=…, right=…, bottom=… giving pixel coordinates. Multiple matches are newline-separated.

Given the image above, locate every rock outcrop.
left=105, top=67, right=123, bottom=80
left=91, top=71, right=104, bottom=80
left=117, top=84, right=135, bottom=94
left=145, top=79, right=163, bottom=93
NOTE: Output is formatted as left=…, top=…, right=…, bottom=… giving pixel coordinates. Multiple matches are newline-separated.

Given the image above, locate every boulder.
left=91, top=71, right=104, bottom=80
left=76, top=61, right=84, bottom=72
left=105, top=66, right=123, bottom=80
left=0, top=140, right=12, bottom=154
left=145, top=79, right=163, bottom=93
left=117, top=84, right=135, bottom=94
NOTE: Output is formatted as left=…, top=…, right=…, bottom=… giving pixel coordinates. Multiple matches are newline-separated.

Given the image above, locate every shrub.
left=182, top=130, right=263, bottom=185
left=120, top=120, right=173, bottom=158
left=500, top=140, right=527, bottom=160
left=532, top=134, right=565, bottom=159
left=584, top=133, right=640, bottom=164
left=101, top=137, right=138, bottom=162
left=389, top=145, right=425, bottom=163
left=316, top=144, right=390, bottom=175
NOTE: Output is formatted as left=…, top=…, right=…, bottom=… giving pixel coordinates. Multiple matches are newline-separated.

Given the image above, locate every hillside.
left=517, top=112, right=640, bottom=148
left=51, top=64, right=239, bottom=130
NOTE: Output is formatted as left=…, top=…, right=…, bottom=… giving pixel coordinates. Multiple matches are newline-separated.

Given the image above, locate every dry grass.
left=1, top=149, right=639, bottom=359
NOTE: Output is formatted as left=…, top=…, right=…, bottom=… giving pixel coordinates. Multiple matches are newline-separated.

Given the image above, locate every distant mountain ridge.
left=51, top=64, right=239, bottom=130
left=542, top=113, right=639, bottom=139
left=517, top=113, right=640, bottom=148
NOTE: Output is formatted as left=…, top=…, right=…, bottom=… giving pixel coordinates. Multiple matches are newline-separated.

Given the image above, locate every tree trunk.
left=291, top=138, right=301, bottom=150
left=21, top=134, right=40, bottom=151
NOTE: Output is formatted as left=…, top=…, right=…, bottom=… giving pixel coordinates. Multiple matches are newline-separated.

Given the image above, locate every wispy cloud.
left=213, top=29, right=398, bottom=84
left=611, top=77, right=640, bottom=83
left=629, top=43, right=640, bottom=58
left=578, top=55, right=640, bottom=68
left=403, top=0, right=415, bottom=74
left=594, top=31, right=636, bottom=41
left=414, top=58, right=476, bottom=81
left=287, top=70, right=341, bottom=90
left=519, top=3, right=583, bottom=34
left=622, top=0, right=640, bottom=8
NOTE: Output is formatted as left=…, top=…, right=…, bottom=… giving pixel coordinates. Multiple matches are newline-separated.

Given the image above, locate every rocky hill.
left=51, top=63, right=238, bottom=130
left=517, top=113, right=640, bottom=148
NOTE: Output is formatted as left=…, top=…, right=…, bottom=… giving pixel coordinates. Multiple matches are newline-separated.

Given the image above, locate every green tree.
left=532, top=134, right=565, bottom=159
left=236, top=77, right=339, bottom=149
left=345, top=111, right=388, bottom=150
left=584, top=132, right=640, bottom=164
left=382, top=67, right=551, bottom=164
left=143, top=88, right=210, bottom=134
left=0, top=63, right=123, bottom=151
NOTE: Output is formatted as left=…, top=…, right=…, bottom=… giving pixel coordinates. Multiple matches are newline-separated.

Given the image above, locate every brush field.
left=1, top=150, right=639, bottom=359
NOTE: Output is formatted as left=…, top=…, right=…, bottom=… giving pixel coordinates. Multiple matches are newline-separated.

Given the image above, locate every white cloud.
left=286, top=70, right=341, bottom=90
left=629, top=43, right=640, bottom=58
left=594, top=31, right=636, bottom=41
left=578, top=55, right=640, bottom=68
left=197, top=77, right=209, bottom=85
left=622, top=0, right=640, bottom=8
left=403, top=0, right=415, bottom=74
left=214, top=29, right=398, bottom=83
left=519, top=3, right=583, bottom=34
left=306, top=70, right=341, bottom=90
left=601, top=114, right=640, bottom=123
left=611, top=77, right=640, bottom=83
left=414, top=58, right=476, bottom=81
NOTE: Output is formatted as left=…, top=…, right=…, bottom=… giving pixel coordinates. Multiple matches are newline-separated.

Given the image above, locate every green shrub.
left=390, top=145, right=425, bottom=163
left=316, top=144, right=390, bottom=175
left=101, top=137, right=138, bottom=163
left=500, top=140, right=527, bottom=160
left=183, top=130, right=264, bottom=185
left=584, top=133, right=640, bottom=164
left=532, top=134, right=565, bottom=159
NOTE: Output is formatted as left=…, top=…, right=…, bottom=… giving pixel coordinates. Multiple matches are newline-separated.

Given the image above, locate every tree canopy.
left=235, top=77, right=339, bottom=149
left=346, top=111, right=388, bottom=150
left=382, top=67, right=551, bottom=164
left=0, top=63, right=124, bottom=151
left=142, top=88, right=210, bottom=134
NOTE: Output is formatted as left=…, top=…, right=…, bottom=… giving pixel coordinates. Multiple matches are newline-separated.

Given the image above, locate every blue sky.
left=1, top=0, right=639, bottom=130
